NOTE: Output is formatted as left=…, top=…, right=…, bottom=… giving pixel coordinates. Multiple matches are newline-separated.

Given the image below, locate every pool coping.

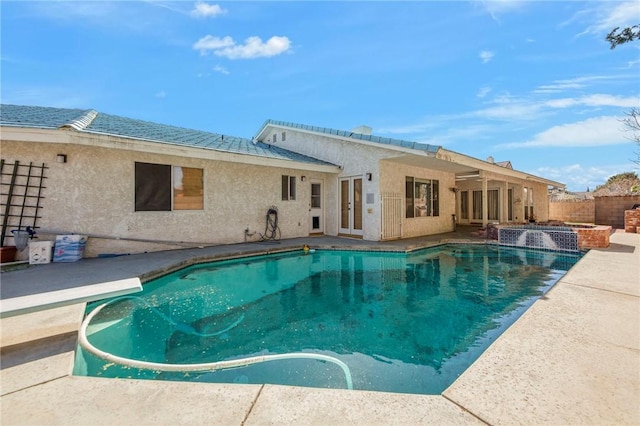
left=1, top=230, right=638, bottom=425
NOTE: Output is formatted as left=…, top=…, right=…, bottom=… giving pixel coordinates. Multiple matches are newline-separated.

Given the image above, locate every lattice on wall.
left=0, top=159, right=47, bottom=246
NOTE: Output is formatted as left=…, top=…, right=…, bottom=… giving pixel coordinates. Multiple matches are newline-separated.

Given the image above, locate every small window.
left=282, top=175, right=296, bottom=201
left=273, top=134, right=277, bottom=143
left=135, top=162, right=203, bottom=211
left=281, top=131, right=286, bottom=141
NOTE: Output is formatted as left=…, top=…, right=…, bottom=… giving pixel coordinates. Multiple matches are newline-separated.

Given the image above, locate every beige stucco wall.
left=2, top=138, right=334, bottom=257
left=380, top=160, right=456, bottom=238
left=264, top=129, right=397, bottom=240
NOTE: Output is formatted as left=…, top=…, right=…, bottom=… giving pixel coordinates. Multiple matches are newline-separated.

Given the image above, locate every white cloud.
left=194, top=35, right=291, bottom=59
left=590, top=1, right=640, bottom=34
left=191, top=2, right=226, bottom=18
left=497, top=116, right=629, bottom=148
left=477, top=86, right=492, bottom=98
left=480, top=0, right=528, bottom=22
left=193, top=35, right=234, bottom=53
left=535, top=163, right=635, bottom=192
left=213, top=65, right=229, bottom=75
left=573, top=1, right=640, bottom=38
left=475, top=93, right=640, bottom=120
left=479, top=50, right=494, bottom=63
left=155, top=90, right=166, bottom=98
left=532, top=75, right=618, bottom=94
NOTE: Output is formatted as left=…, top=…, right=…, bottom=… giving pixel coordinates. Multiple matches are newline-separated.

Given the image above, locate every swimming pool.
left=74, top=244, right=582, bottom=395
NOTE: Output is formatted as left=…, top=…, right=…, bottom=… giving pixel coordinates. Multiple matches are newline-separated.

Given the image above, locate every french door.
left=339, top=177, right=363, bottom=236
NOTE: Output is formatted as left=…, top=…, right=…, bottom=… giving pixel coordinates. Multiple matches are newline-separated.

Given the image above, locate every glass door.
left=339, top=177, right=363, bottom=236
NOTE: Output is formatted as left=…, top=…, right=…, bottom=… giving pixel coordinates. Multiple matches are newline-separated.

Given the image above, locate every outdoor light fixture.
left=366, top=173, right=372, bottom=181
left=56, top=154, right=67, bottom=163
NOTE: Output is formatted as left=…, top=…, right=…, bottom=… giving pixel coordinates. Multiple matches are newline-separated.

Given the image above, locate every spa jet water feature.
left=498, top=225, right=579, bottom=252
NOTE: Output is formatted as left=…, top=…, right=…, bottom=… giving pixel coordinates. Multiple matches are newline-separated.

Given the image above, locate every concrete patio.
left=1, top=228, right=638, bottom=425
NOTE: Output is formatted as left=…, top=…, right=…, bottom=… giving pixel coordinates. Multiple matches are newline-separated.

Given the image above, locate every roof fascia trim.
left=439, top=148, right=565, bottom=188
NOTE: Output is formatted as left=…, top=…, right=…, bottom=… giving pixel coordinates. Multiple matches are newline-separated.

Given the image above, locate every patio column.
left=482, top=177, right=488, bottom=227
left=502, top=180, right=509, bottom=223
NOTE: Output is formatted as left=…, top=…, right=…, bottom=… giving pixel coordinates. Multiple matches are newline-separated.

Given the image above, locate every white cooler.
left=29, top=241, right=54, bottom=264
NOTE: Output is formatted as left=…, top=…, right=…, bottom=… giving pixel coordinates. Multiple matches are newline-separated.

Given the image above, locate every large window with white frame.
left=135, top=162, right=203, bottom=211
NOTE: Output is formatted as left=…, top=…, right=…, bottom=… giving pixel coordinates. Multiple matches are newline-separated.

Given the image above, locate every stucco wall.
left=265, top=129, right=395, bottom=240
left=379, top=160, right=456, bottom=237
left=2, top=139, right=333, bottom=256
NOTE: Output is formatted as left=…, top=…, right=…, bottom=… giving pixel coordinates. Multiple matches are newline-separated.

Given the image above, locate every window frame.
left=281, top=175, right=296, bottom=201
left=405, top=176, right=439, bottom=218
left=134, top=162, right=204, bottom=212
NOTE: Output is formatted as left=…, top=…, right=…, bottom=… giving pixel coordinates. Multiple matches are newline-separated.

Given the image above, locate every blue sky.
left=2, top=1, right=639, bottom=191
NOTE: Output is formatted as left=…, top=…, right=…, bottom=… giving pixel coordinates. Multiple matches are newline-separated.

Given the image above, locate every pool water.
left=74, top=244, right=581, bottom=394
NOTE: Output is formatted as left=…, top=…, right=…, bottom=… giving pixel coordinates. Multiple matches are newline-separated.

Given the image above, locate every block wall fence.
left=550, top=195, right=640, bottom=229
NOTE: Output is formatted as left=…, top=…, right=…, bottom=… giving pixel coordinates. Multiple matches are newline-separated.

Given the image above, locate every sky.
left=1, top=1, right=639, bottom=192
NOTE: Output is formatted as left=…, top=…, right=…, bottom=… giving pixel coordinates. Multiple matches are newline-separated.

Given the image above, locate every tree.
left=621, top=108, right=640, bottom=165
left=606, top=25, right=640, bottom=49
left=593, top=172, right=640, bottom=195
left=606, top=26, right=640, bottom=164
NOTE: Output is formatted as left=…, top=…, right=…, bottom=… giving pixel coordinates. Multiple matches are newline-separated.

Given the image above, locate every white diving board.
left=0, top=278, right=142, bottom=318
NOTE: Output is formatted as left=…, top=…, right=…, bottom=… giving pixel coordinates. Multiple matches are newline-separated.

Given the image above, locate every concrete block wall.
left=549, top=200, right=595, bottom=223
left=595, top=195, right=640, bottom=229
left=624, top=209, right=640, bottom=233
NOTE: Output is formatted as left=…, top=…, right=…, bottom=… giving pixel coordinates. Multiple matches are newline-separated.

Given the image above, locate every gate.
left=381, top=192, right=402, bottom=240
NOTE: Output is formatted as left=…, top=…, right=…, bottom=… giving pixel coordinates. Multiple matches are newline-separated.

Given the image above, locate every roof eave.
left=257, top=121, right=440, bottom=158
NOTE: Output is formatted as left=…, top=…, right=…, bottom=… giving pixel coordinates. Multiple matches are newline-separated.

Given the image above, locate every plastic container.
left=53, top=235, right=88, bottom=262
left=29, top=241, right=54, bottom=264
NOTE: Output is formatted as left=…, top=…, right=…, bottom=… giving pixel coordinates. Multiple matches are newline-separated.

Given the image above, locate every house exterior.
left=0, top=105, right=563, bottom=258
left=255, top=120, right=563, bottom=241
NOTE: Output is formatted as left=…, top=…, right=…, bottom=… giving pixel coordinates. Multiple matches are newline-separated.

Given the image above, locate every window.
left=281, top=175, right=296, bottom=201
left=460, top=191, right=469, bottom=220
left=281, top=131, right=286, bottom=142
left=488, top=189, right=499, bottom=221
left=135, top=162, right=203, bottom=211
left=524, top=187, right=534, bottom=220
left=405, top=177, right=439, bottom=218
left=472, top=190, right=482, bottom=220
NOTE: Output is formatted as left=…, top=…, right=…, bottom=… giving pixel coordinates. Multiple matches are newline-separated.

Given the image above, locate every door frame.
left=309, top=179, right=324, bottom=234
left=339, top=176, right=363, bottom=237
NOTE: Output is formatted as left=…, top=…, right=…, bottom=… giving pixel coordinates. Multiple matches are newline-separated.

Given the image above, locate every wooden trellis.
left=0, top=159, right=47, bottom=246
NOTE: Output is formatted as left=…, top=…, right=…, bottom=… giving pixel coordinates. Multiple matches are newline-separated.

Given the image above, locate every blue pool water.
left=74, top=244, right=582, bottom=394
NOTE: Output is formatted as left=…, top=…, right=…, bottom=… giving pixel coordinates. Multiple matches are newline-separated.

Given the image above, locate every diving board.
left=0, top=278, right=142, bottom=318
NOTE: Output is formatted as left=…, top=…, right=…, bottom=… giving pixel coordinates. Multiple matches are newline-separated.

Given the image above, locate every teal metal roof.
left=0, top=104, right=336, bottom=167
left=258, top=119, right=441, bottom=154
left=0, top=104, right=94, bottom=129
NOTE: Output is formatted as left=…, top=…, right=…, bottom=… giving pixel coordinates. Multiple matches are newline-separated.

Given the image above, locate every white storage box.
left=53, top=235, right=88, bottom=262
left=29, top=241, right=54, bottom=264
